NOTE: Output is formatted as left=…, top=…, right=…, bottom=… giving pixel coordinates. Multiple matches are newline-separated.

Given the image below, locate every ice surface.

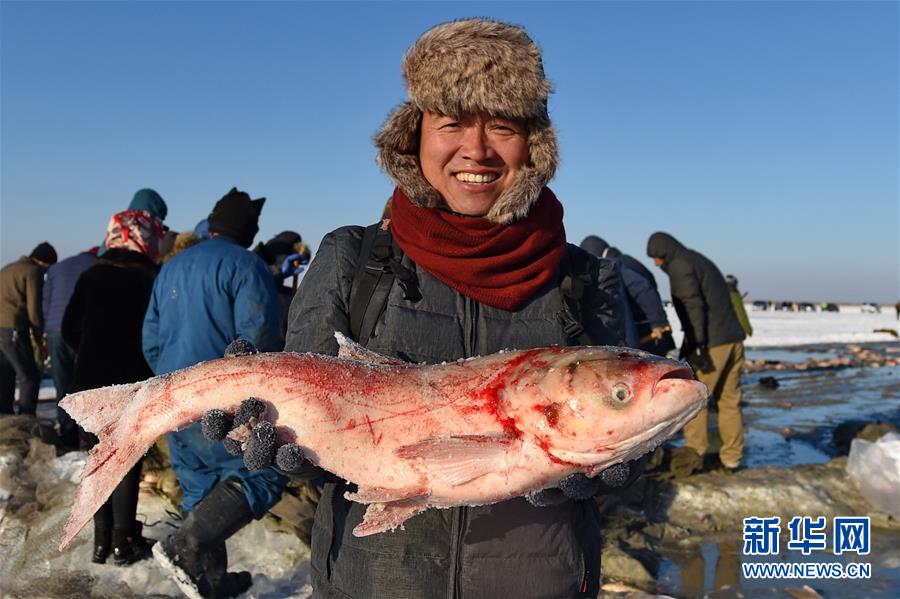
left=666, top=304, right=899, bottom=348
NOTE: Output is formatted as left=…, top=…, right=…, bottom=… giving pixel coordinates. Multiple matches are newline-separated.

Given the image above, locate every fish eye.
left=612, top=383, right=633, bottom=404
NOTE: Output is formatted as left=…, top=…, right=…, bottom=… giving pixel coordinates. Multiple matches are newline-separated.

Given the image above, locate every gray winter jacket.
left=285, top=225, right=626, bottom=599
left=646, top=232, right=745, bottom=349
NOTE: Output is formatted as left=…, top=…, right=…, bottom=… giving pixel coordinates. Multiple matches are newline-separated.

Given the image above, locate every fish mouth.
left=652, top=364, right=695, bottom=393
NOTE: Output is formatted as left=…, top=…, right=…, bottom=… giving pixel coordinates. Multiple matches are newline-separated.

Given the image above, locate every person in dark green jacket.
left=725, top=275, right=753, bottom=337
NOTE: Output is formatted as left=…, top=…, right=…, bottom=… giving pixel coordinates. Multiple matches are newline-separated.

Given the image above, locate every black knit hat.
left=208, top=187, right=265, bottom=248
left=30, top=242, right=58, bottom=265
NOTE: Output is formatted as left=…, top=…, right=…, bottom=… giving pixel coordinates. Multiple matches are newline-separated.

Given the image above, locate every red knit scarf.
left=389, top=187, right=567, bottom=311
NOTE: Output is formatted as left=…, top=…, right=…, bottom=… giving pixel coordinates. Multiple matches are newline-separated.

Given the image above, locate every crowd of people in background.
left=0, top=17, right=761, bottom=599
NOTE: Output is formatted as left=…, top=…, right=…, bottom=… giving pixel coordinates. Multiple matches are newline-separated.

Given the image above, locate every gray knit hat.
left=375, top=18, right=559, bottom=224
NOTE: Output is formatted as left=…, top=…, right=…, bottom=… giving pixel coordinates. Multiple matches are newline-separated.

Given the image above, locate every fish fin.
left=345, top=484, right=428, bottom=504
left=352, top=500, right=428, bottom=536
left=334, top=331, right=405, bottom=366
left=57, top=382, right=152, bottom=551
left=395, top=435, right=514, bottom=486
left=58, top=381, right=143, bottom=436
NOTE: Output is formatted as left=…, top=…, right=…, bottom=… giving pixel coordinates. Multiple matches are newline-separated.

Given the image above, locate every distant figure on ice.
left=200, top=19, right=642, bottom=599
left=42, top=247, right=98, bottom=449
left=145, top=188, right=285, bottom=597
left=581, top=235, right=676, bottom=356
left=62, top=211, right=162, bottom=565
left=725, top=274, right=753, bottom=337
left=0, top=242, right=57, bottom=416
left=647, top=232, right=746, bottom=476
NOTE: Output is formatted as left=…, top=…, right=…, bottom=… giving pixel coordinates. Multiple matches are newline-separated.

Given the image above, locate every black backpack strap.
left=557, top=247, right=597, bottom=346
left=348, top=221, right=420, bottom=346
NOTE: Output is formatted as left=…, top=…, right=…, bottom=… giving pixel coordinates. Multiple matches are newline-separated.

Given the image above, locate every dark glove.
left=279, top=253, right=308, bottom=279
left=525, top=456, right=647, bottom=507
left=687, top=345, right=714, bottom=374
left=201, top=339, right=310, bottom=474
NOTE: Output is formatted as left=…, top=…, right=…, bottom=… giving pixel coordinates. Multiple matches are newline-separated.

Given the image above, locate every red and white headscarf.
left=104, top=209, right=166, bottom=261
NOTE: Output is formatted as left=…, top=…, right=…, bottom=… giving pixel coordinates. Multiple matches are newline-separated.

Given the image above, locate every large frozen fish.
left=58, top=333, right=706, bottom=550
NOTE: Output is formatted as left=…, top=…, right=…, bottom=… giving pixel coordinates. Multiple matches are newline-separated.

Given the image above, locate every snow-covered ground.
left=0, top=419, right=312, bottom=599
left=667, top=304, right=899, bottom=348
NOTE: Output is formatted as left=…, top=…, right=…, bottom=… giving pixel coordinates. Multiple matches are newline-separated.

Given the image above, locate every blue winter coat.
left=620, top=264, right=668, bottom=332
left=43, top=251, right=96, bottom=333
left=142, top=235, right=286, bottom=517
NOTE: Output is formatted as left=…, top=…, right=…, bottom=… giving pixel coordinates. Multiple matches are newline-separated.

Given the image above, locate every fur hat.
left=375, top=18, right=558, bottom=224
left=208, top=187, right=265, bottom=248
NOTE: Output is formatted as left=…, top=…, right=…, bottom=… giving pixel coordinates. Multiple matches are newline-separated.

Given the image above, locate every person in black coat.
left=647, top=232, right=746, bottom=474
left=62, top=211, right=161, bottom=565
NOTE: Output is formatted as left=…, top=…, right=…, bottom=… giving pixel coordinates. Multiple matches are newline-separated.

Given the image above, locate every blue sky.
left=2, top=1, right=897, bottom=303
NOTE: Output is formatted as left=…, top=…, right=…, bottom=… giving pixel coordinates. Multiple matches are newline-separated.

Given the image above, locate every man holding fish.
left=236, top=19, right=672, bottom=599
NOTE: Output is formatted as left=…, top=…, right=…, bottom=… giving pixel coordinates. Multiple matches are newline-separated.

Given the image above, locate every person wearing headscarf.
left=62, top=211, right=162, bottom=564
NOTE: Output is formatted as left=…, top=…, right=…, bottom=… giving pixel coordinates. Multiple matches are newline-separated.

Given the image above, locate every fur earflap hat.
left=375, top=18, right=559, bottom=224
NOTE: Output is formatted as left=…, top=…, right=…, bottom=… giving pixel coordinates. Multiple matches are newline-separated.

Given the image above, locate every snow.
left=666, top=304, right=899, bottom=348
left=0, top=424, right=312, bottom=598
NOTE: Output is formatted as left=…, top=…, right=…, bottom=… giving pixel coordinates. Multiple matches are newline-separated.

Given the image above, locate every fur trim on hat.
left=375, top=18, right=559, bottom=225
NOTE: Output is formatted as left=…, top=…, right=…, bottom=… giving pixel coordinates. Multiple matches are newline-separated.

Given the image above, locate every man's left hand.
left=525, top=456, right=647, bottom=507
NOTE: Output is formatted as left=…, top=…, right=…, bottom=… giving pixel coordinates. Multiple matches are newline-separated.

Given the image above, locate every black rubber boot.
left=112, top=521, right=155, bottom=565
left=152, top=478, right=254, bottom=598
left=92, top=526, right=111, bottom=564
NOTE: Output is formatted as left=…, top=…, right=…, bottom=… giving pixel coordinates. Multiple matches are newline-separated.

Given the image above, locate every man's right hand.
left=201, top=399, right=309, bottom=473
left=200, top=339, right=310, bottom=474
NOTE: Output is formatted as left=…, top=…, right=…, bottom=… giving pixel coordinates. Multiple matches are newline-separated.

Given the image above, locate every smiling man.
left=201, top=18, right=634, bottom=599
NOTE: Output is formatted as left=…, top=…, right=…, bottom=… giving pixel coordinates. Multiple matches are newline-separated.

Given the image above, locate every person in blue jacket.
left=581, top=236, right=675, bottom=356
left=143, top=187, right=286, bottom=598
left=42, top=247, right=98, bottom=449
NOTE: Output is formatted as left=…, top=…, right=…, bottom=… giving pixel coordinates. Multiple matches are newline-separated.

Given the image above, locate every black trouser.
left=94, top=458, right=144, bottom=531
left=46, top=330, right=78, bottom=443
left=0, top=328, right=40, bottom=415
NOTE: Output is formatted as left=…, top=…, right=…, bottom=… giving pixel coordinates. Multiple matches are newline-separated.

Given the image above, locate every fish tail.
left=58, top=381, right=153, bottom=551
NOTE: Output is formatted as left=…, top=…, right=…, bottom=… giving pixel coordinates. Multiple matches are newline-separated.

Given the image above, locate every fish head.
left=513, top=347, right=708, bottom=468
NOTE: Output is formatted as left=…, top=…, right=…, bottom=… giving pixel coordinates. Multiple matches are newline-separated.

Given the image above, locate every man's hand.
left=525, top=457, right=647, bottom=507
left=200, top=339, right=310, bottom=474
